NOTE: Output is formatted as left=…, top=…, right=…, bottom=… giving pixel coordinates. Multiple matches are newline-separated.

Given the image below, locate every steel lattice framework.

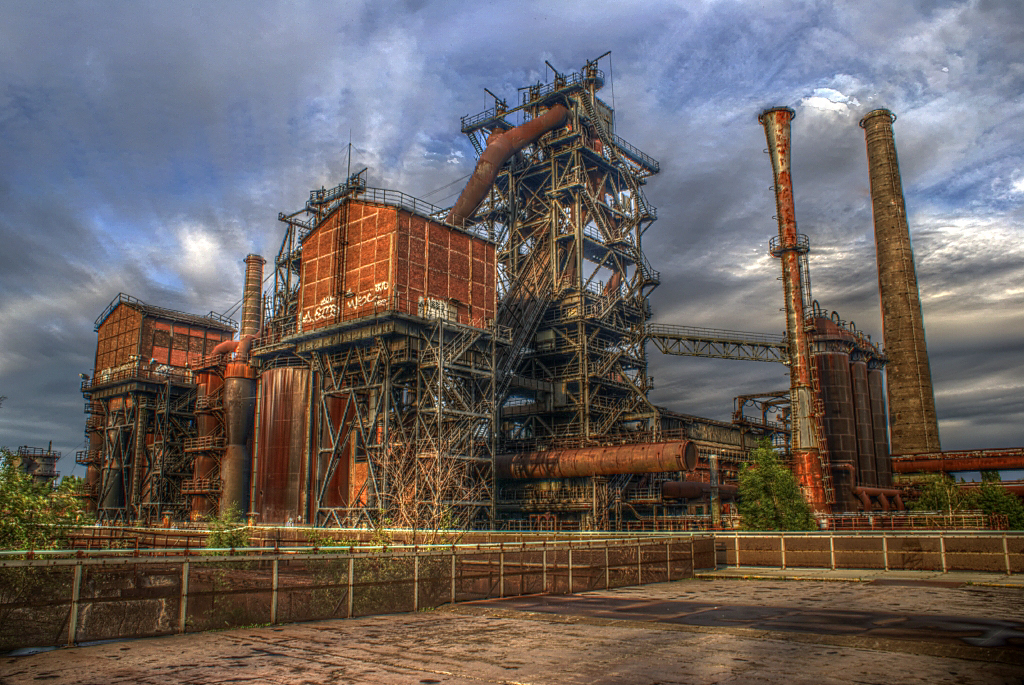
left=461, top=61, right=662, bottom=449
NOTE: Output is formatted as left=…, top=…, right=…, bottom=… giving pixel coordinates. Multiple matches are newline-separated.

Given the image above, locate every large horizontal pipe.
left=496, top=441, right=698, bottom=480
left=891, top=447, right=1024, bottom=473
left=661, top=481, right=738, bottom=500
left=447, top=104, right=568, bottom=226
left=852, top=485, right=905, bottom=512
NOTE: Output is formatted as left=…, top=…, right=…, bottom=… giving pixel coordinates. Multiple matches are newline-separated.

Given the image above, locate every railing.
left=0, top=535, right=712, bottom=651
left=714, top=531, right=1022, bottom=575
left=644, top=323, right=787, bottom=346
left=82, top=364, right=194, bottom=391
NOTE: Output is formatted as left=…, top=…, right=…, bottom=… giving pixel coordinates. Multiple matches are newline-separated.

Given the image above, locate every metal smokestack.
left=241, top=254, right=265, bottom=338
left=759, top=107, right=828, bottom=514
left=859, top=110, right=940, bottom=455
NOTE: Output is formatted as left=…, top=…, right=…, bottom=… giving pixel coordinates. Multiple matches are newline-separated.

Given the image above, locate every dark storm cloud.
left=0, top=0, right=1021, bottom=475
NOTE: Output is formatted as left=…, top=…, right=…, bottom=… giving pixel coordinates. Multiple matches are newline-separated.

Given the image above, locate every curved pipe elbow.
left=211, top=340, right=239, bottom=358
left=447, top=104, right=568, bottom=226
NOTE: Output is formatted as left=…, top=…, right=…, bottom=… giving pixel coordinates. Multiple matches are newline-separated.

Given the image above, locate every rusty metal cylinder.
left=241, top=254, right=265, bottom=338
left=811, top=317, right=858, bottom=511
left=85, top=426, right=103, bottom=514
left=661, top=481, right=738, bottom=500
left=867, top=364, right=892, bottom=487
left=849, top=356, right=877, bottom=487
left=252, top=367, right=310, bottom=523
left=859, top=110, right=940, bottom=455
left=220, top=363, right=256, bottom=517
left=759, top=106, right=827, bottom=514
left=496, top=441, right=698, bottom=480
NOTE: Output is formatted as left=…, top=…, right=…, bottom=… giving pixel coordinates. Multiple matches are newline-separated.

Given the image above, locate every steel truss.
left=463, top=61, right=661, bottom=448
left=306, top=317, right=496, bottom=529
left=87, top=378, right=198, bottom=524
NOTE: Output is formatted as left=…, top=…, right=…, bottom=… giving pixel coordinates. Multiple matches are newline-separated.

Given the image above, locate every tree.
left=974, top=474, right=1024, bottom=530
left=0, top=448, right=92, bottom=550
left=907, top=474, right=975, bottom=515
left=737, top=439, right=816, bottom=531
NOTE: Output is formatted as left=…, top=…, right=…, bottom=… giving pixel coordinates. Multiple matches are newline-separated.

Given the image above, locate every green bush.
left=0, top=448, right=92, bottom=550
left=205, top=504, right=251, bottom=550
left=737, top=439, right=816, bottom=531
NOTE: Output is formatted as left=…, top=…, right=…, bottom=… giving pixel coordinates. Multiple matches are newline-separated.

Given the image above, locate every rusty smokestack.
left=241, top=254, right=265, bottom=338
left=859, top=110, right=940, bottom=455
left=759, top=107, right=828, bottom=514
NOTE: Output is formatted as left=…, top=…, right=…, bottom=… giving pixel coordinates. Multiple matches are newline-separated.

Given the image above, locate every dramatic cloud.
left=1, top=0, right=1021, bottom=478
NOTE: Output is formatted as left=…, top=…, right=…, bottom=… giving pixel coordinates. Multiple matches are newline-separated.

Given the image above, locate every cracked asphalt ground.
left=3, top=578, right=1022, bottom=684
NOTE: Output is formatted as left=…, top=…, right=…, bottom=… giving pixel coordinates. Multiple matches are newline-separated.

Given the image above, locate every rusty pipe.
left=496, top=441, right=698, bottom=480
left=661, top=481, right=738, bottom=500
left=890, top=447, right=1024, bottom=473
left=447, top=104, right=568, bottom=225
left=852, top=485, right=906, bottom=512
left=759, top=106, right=826, bottom=514
left=212, top=339, right=239, bottom=358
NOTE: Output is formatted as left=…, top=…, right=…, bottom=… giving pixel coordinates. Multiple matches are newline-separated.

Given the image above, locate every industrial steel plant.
left=73, top=55, right=1022, bottom=531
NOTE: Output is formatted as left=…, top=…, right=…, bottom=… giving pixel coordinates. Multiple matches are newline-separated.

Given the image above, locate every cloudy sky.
left=1, top=0, right=1022, bottom=478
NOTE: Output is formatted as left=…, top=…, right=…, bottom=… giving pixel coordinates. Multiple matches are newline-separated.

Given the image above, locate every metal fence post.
left=568, top=548, right=573, bottom=594
left=1004, top=534, right=1012, bottom=576
left=271, top=557, right=279, bottom=624
left=413, top=553, right=419, bottom=612
left=451, top=551, right=457, bottom=603
left=882, top=534, right=889, bottom=572
left=637, top=539, right=642, bottom=585
left=347, top=557, right=354, bottom=618
left=499, top=550, right=504, bottom=598
left=542, top=548, right=547, bottom=592
left=780, top=535, right=787, bottom=570
left=666, top=541, right=671, bottom=580
left=734, top=534, right=740, bottom=568
left=179, top=560, right=189, bottom=634
left=604, top=545, right=610, bottom=588
left=829, top=534, right=836, bottom=570
left=940, top=534, right=948, bottom=573
left=68, top=563, right=83, bottom=646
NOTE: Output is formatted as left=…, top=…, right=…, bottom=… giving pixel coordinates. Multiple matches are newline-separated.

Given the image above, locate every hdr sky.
left=1, top=0, right=1022, bottom=478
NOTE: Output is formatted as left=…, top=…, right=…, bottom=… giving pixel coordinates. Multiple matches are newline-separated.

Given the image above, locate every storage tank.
left=810, top=315, right=858, bottom=511
left=849, top=350, right=877, bottom=487
left=867, top=362, right=893, bottom=487
left=252, top=366, right=310, bottom=524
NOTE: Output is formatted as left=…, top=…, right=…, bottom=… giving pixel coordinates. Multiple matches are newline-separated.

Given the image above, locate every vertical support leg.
left=68, top=563, right=83, bottom=646
left=499, top=552, right=504, bottom=598
left=666, top=541, right=671, bottom=580
left=637, top=539, right=642, bottom=585
left=882, top=534, right=889, bottom=571
left=829, top=534, right=836, bottom=570
left=347, top=557, right=354, bottom=618
left=734, top=534, right=740, bottom=568
left=179, top=560, right=189, bottom=634
left=940, top=534, right=947, bottom=573
left=271, top=558, right=279, bottom=624
left=1004, top=534, right=1012, bottom=576
left=542, top=548, right=547, bottom=592
left=604, top=545, right=610, bottom=589
left=451, top=552, right=457, bottom=603
left=413, top=553, right=419, bottom=612
left=780, top=535, right=786, bottom=570
left=568, top=548, right=573, bottom=594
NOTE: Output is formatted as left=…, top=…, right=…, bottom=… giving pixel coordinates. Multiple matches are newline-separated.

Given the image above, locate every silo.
left=867, top=362, right=893, bottom=487
left=810, top=315, right=859, bottom=511
left=849, top=350, right=877, bottom=487
left=252, top=366, right=310, bottom=524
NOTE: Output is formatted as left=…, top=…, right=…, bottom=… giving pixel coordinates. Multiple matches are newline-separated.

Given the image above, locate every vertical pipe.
left=867, top=362, right=893, bottom=487
left=850, top=355, right=877, bottom=487
left=759, top=107, right=827, bottom=513
left=859, top=110, right=940, bottom=455
left=241, top=254, right=266, bottom=338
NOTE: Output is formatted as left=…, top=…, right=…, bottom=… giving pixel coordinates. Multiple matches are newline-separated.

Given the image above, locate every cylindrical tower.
left=220, top=361, right=256, bottom=517
left=867, top=361, right=893, bottom=486
left=810, top=315, right=858, bottom=511
left=241, top=254, right=265, bottom=338
left=849, top=351, right=878, bottom=488
left=252, top=366, right=310, bottom=524
left=859, top=109, right=940, bottom=455
left=191, top=370, right=223, bottom=518
left=759, top=107, right=828, bottom=514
